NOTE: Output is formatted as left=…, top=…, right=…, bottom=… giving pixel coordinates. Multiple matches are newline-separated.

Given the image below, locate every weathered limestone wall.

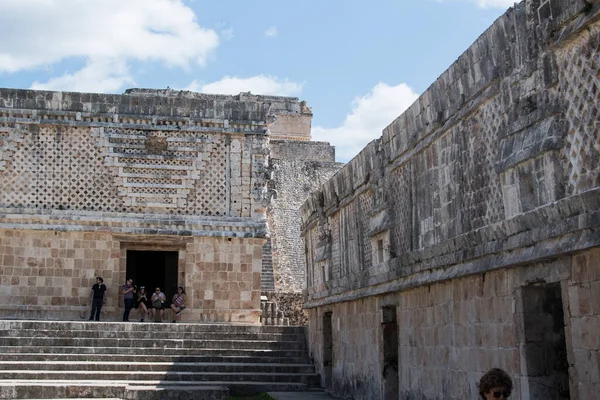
left=307, top=256, right=599, bottom=399
left=307, top=296, right=381, bottom=397
left=268, top=140, right=342, bottom=292
left=268, top=112, right=312, bottom=141
left=0, top=228, right=264, bottom=323
left=185, top=236, right=264, bottom=323
left=302, top=0, right=600, bottom=398
left=0, top=229, right=120, bottom=320
left=568, top=248, right=600, bottom=399
left=0, top=88, right=293, bottom=122
left=270, top=140, right=336, bottom=162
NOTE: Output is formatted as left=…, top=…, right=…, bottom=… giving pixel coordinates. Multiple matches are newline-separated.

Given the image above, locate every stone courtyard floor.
left=268, top=392, right=342, bottom=400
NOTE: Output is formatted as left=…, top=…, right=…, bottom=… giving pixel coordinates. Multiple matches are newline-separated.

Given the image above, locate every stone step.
left=2, top=382, right=230, bottom=400
left=125, top=384, right=228, bottom=400
left=0, top=381, right=126, bottom=399
left=0, top=380, right=307, bottom=399
left=0, top=320, right=320, bottom=397
left=0, top=353, right=310, bottom=364
left=0, top=338, right=306, bottom=350
left=0, top=371, right=321, bottom=385
left=0, top=346, right=308, bottom=358
left=0, top=321, right=305, bottom=334
left=0, top=361, right=316, bottom=374
left=0, top=329, right=304, bottom=342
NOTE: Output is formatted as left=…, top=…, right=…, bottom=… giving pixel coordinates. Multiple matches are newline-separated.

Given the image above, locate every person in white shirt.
left=150, top=287, right=166, bottom=322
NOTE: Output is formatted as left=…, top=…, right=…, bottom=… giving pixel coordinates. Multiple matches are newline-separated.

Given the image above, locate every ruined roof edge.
left=0, top=87, right=310, bottom=121
left=124, top=88, right=300, bottom=102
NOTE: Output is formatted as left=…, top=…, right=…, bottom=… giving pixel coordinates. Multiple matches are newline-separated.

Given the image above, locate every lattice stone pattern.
left=0, top=124, right=251, bottom=217
left=556, top=23, right=600, bottom=195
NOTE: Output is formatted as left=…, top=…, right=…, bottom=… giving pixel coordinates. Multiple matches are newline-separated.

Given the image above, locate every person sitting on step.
left=136, top=286, right=149, bottom=322
left=150, top=287, right=166, bottom=322
left=170, top=286, right=185, bottom=323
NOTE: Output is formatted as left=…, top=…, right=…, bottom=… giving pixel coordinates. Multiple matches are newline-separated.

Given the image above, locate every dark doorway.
left=323, top=312, right=333, bottom=390
left=126, top=250, right=179, bottom=306
left=522, top=283, right=570, bottom=399
left=382, top=306, right=399, bottom=400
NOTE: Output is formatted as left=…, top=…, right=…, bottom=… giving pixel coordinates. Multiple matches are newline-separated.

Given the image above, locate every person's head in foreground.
left=479, top=368, right=513, bottom=399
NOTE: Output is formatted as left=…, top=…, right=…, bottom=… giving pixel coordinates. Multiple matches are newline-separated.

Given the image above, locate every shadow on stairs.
left=0, top=320, right=323, bottom=400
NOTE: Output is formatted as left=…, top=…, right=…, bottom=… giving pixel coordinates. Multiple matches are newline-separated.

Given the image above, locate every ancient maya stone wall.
left=301, top=0, right=600, bottom=398
left=0, top=88, right=337, bottom=323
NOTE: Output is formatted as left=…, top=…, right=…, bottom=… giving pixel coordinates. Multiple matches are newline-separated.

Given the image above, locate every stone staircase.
left=261, top=238, right=275, bottom=292
left=0, top=320, right=321, bottom=399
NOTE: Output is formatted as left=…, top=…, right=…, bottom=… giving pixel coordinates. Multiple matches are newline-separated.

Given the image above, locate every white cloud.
left=185, top=75, right=303, bottom=96
left=312, top=83, right=419, bottom=162
left=264, top=26, right=278, bottom=38
left=0, top=0, right=219, bottom=92
left=30, top=59, right=134, bottom=93
left=442, top=0, right=515, bottom=8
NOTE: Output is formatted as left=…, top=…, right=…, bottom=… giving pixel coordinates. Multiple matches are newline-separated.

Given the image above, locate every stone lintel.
left=0, top=208, right=267, bottom=238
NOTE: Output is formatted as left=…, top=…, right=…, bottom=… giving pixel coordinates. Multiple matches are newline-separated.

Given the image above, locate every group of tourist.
left=88, top=277, right=185, bottom=323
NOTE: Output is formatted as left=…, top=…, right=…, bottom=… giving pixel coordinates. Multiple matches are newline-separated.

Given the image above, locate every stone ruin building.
left=0, top=88, right=341, bottom=324
left=301, top=0, right=600, bottom=399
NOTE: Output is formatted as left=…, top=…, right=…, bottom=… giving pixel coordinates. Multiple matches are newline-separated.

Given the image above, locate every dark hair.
left=97, top=277, right=103, bottom=283
left=478, top=368, right=513, bottom=398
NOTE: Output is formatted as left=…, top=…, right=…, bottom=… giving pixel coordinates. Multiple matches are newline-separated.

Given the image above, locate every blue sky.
left=0, top=0, right=514, bottom=161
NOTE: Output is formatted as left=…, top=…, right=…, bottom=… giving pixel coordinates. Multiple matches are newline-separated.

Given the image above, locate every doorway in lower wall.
left=381, top=306, right=399, bottom=400
left=323, top=311, right=334, bottom=390
left=126, top=250, right=179, bottom=306
left=521, top=283, right=570, bottom=399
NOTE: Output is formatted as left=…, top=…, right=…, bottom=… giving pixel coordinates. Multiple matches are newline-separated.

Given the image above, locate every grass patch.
left=227, top=394, right=276, bottom=400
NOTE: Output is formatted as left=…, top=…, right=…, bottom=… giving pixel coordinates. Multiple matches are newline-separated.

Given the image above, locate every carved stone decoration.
left=145, top=133, right=168, bottom=154
left=96, top=127, right=218, bottom=211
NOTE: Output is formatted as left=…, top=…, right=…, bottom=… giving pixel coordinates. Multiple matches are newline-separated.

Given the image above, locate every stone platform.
left=0, top=320, right=322, bottom=399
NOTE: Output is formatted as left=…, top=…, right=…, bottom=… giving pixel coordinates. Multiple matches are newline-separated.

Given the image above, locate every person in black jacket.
left=136, top=286, right=149, bottom=322
left=89, top=277, right=107, bottom=321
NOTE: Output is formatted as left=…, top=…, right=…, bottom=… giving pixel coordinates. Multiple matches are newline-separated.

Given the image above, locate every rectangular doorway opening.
left=126, top=250, right=179, bottom=306
left=323, top=312, right=333, bottom=390
left=522, top=283, right=570, bottom=399
left=382, top=306, right=399, bottom=400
